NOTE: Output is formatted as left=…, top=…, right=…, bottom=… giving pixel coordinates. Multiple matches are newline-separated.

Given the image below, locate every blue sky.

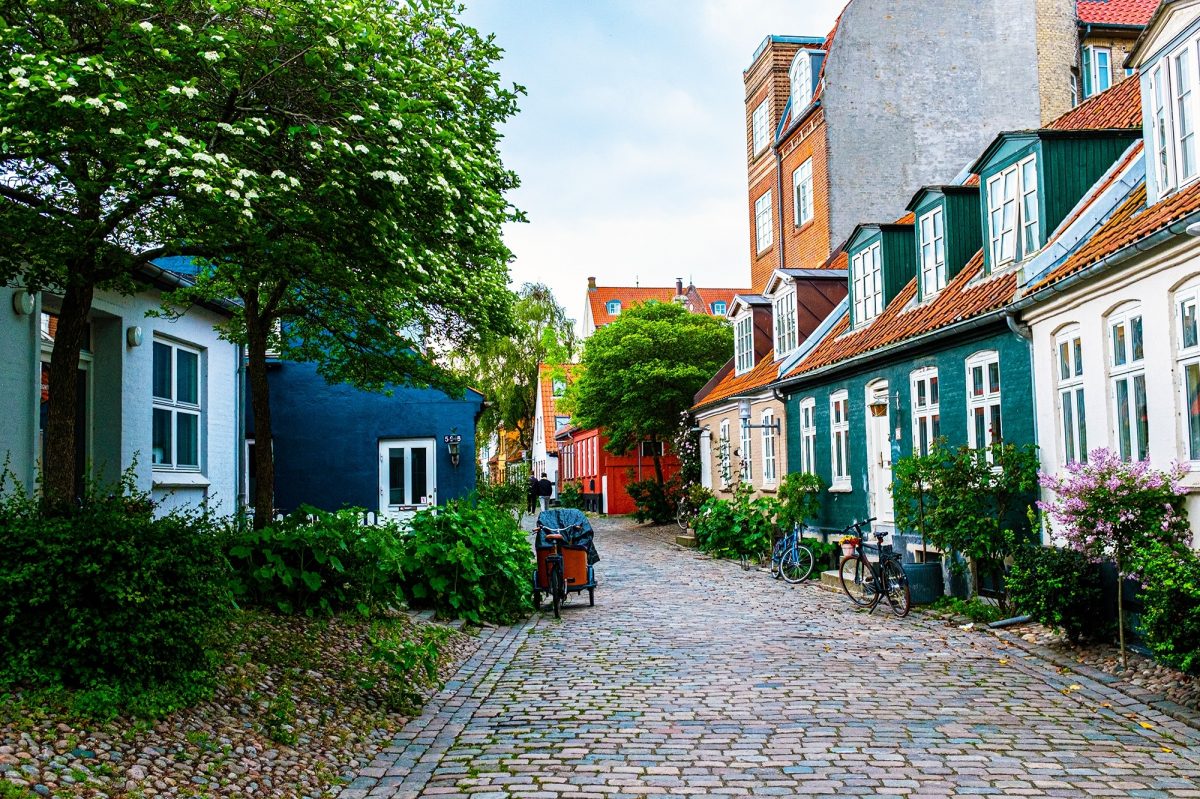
left=459, top=0, right=845, bottom=327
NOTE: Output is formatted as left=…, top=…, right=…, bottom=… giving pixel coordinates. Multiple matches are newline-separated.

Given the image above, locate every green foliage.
left=0, top=471, right=230, bottom=714
left=1006, top=544, right=1107, bottom=642
left=625, top=475, right=683, bottom=524
left=227, top=506, right=406, bottom=617
left=775, top=472, right=822, bottom=534
left=930, top=596, right=1005, bottom=624
left=693, top=484, right=778, bottom=560
left=569, top=302, right=733, bottom=457
left=368, top=623, right=448, bottom=714
left=475, top=479, right=526, bottom=514
left=804, top=538, right=841, bottom=571
left=1136, top=541, right=1200, bottom=674
left=400, top=498, right=532, bottom=624
left=558, top=481, right=585, bottom=510
left=891, top=449, right=942, bottom=550
left=672, top=412, right=703, bottom=487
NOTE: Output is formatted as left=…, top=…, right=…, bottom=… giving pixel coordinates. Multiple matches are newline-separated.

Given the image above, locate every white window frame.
left=1108, top=305, right=1148, bottom=463
left=755, top=190, right=773, bottom=254
left=986, top=154, right=1038, bottom=268
left=851, top=241, right=883, bottom=327
left=552, top=378, right=566, bottom=398
left=918, top=206, right=946, bottom=299
left=606, top=300, right=621, bottom=316
left=965, top=351, right=1002, bottom=452
left=910, top=367, right=940, bottom=457
left=719, top=419, right=732, bottom=488
left=734, top=313, right=754, bottom=375
left=830, top=390, right=850, bottom=488
left=799, top=398, right=817, bottom=475
left=1174, top=43, right=1199, bottom=185
left=1055, top=328, right=1087, bottom=464
left=773, top=287, right=798, bottom=356
left=1085, top=45, right=1112, bottom=97
left=793, top=158, right=814, bottom=228
left=740, top=417, right=753, bottom=482
left=1178, top=282, right=1200, bottom=464
left=711, top=301, right=727, bottom=316
left=1146, top=38, right=1200, bottom=199
left=751, top=99, right=769, bottom=155
left=152, top=338, right=203, bottom=472
left=761, top=409, right=777, bottom=485
left=790, top=51, right=812, bottom=105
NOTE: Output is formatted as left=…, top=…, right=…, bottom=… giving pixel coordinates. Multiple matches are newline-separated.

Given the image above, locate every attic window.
left=711, top=301, right=727, bottom=315
left=918, top=206, right=946, bottom=298
left=789, top=50, right=813, bottom=104
left=606, top=300, right=621, bottom=316
left=1082, top=45, right=1112, bottom=99
left=985, top=154, right=1038, bottom=268
left=851, top=242, right=883, bottom=327
left=734, top=314, right=754, bottom=375
left=552, top=378, right=566, bottom=398
left=773, top=288, right=797, bottom=356
left=1147, top=40, right=1200, bottom=198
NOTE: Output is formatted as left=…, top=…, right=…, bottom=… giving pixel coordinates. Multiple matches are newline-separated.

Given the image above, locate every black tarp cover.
left=534, top=508, right=600, bottom=565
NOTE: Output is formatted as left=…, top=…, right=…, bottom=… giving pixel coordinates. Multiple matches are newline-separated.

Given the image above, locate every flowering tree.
left=1, top=0, right=520, bottom=516
left=1039, top=449, right=1191, bottom=666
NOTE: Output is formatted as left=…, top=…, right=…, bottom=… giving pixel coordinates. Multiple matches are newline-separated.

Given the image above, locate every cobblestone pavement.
left=343, top=516, right=1200, bottom=798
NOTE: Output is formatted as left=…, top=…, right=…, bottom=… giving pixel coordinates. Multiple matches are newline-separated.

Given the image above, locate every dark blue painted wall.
left=257, top=361, right=483, bottom=514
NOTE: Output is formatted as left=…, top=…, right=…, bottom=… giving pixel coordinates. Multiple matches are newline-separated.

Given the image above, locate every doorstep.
left=675, top=533, right=698, bottom=548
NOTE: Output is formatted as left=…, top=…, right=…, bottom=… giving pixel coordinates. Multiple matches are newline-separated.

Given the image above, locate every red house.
left=556, top=426, right=681, bottom=516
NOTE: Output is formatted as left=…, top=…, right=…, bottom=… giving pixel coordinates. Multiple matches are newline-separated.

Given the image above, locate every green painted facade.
left=782, top=322, right=1034, bottom=537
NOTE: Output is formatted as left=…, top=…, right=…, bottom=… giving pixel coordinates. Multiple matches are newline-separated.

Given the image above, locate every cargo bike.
left=532, top=508, right=599, bottom=618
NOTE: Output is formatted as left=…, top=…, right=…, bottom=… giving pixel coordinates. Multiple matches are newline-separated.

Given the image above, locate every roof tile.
left=1047, top=71, right=1142, bottom=131
left=1076, top=0, right=1158, bottom=27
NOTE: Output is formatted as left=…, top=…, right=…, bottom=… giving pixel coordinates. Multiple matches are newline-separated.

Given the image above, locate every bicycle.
left=676, top=493, right=696, bottom=531
left=770, top=524, right=815, bottom=584
left=837, top=518, right=911, bottom=617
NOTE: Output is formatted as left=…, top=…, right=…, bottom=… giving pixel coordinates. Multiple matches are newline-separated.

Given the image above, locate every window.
left=711, top=301, right=727, bottom=316
left=552, top=378, right=566, bottom=398
left=555, top=415, right=570, bottom=431
left=719, top=419, right=732, bottom=487
left=773, top=289, right=798, bottom=356
left=1083, top=46, right=1112, bottom=98
left=986, top=154, right=1038, bottom=267
left=1070, top=70, right=1079, bottom=107
left=1146, top=39, right=1200, bottom=197
left=910, top=367, right=940, bottom=457
left=1178, top=284, right=1200, bottom=461
left=1109, top=306, right=1148, bottom=462
left=381, top=439, right=433, bottom=508
left=1056, top=329, right=1087, bottom=464
left=1175, top=46, right=1197, bottom=182
left=918, top=206, right=946, bottom=298
left=799, top=398, right=817, bottom=474
left=761, top=410, right=777, bottom=484
left=793, top=158, right=814, bottom=228
left=851, top=242, right=883, bottom=326
left=830, top=391, right=850, bottom=487
left=966, top=351, right=1002, bottom=451
left=152, top=339, right=202, bottom=471
left=740, top=417, right=753, bottom=482
left=734, top=314, right=754, bottom=374
left=751, top=99, right=769, bottom=154
left=755, top=190, right=773, bottom=254
left=790, top=51, right=812, bottom=104
left=606, top=300, right=621, bottom=316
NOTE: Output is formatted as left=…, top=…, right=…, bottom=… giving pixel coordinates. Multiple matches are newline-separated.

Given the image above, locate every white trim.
left=986, top=154, right=1038, bottom=268
left=799, top=397, right=816, bottom=474
left=789, top=50, right=813, bottom=105
left=761, top=409, right=777, bottom=484
left=773, top=287, right=798, bottom=356
left=830, top=390, right=850, bottom=488
left=751, top=99, right=769, bottom=155
left=918, top=206, right=946, bottom=299
left=910, top=367, right=940, bottom=456
left=740, top=417, right=753, bottom=482
left=755, top=189, right=773, bottom=254
left=793, top=158, right=814, bottom=228
left=1054, top=327, right=1087, bottom=464
left=151, top=337, right=203, bottom=473
left=734, top=313, right=755, bottom=375
left=1176, top=279, right=1200, bottom=463
left=965, top=350, right=1002, bottom=451
left=1107, top=304, right=1148, bottom=462
left=851, top=242, right=883, bottom=327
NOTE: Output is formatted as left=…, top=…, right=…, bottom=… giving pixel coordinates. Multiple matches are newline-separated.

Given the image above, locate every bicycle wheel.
left=881, top=559, right=911, bottom=617
left=549, top=563, right=564, bottom=619
left=770, top=538, right=784, bottom=579
left=780, top=543, right=815, bottom=584
left=676, top=499, right=690, bottom=531
left=839, top=555, right=874, bottom=606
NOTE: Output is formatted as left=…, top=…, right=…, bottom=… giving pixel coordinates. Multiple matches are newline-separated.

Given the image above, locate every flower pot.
left=905, top=561, right=945, bottom=605
left=840, top=543, right=856, bottom=558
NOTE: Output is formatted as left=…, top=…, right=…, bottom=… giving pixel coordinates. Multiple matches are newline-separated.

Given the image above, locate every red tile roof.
left=1047, top=71, right=1143, bottom=131
left=587, top=285, right=749, bottom=328
left=1077, top=0, right=1158, bottom=27
left=538, top=363, right=576, bottom=454
left=691, top=288, right=744, bottom=315
left=694, top=350, right=779, bottom=410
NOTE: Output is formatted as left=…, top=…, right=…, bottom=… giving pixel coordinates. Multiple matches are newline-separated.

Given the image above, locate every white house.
left=0, top=262, right=242, bottom=514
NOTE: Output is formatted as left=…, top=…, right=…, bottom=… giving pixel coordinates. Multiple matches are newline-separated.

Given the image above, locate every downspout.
left=235, top=343, right=245, bottom=518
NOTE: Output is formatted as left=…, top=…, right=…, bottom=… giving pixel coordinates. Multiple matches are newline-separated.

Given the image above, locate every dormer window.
left=1082, top=46, right=1112, bottom=99
left=851, top=242, right=883, bottom=327
left=606, top=300, right=621, bottom=316
left=734, top=314, right=754, bottom=374
left=1148, top=40, right=1200, bottom=198
left=751, top=99, right=769, bottom=155
left=986, top=154, right=1038, bottom=267
left=711, top=301, right=727, bottom=315
left=789, top=50, right=813, bottom=104
left=918, top=206, right=946, bottom=298
left=773, top=288, right=797, bottom=356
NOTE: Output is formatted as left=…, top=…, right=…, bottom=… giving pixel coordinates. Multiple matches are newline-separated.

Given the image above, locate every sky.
left=459, top=0, right=846, bottom=329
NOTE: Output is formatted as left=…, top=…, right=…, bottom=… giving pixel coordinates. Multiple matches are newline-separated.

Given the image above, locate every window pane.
left=972, top=366, right=984, bottom=397
left=153, top=342, right=172, bottom=400
left=1113, top=323, right=1127, bottom=366
left=988, top=362, right=1000, bottom=393
left=1188, top=364, right=1200, bottom=460
left=411, top=447, right=428, bottom=504
left=1183, top=301, right=1198, bottom=349
left=1177, top=49, right=1196, bottom=177
left=1073, top=338, right=1083, bottom=377
left=990, top=403, right=1003, bottom=444
left=1134, top=374, right=1148, bottom=461
left=1131, top=316, right=1144, bottom=361
left=176, top=412, right=199, bottom=468
left=974, top=407, right=985, bottom=449
left=152, top=408, right=172, bottom=465
left=1059, top=342, right=1070, bottom=380
left=930, top=376, right=939, bottom=405
left=1062, top=393, right=1076, bottom=462
left=389, top=448, right=405, bottom=505
left=1116, top=378, right=1132, bottom=460
left=916, top=380, right=926, bottom=408
left=176, top=349, right=199, bottom=406
left=1076, top=388, right=1087, bottom=461
left=931, top=413, right=940, bottom=442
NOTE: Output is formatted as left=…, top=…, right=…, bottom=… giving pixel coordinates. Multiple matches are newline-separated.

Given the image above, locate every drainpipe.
left=235, top=343, right=245, bottom=517
left=1003, top=310, right=1032, bottom=341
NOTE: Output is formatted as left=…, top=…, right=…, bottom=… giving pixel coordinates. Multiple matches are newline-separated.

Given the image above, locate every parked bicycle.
left=676, top=493, right=697, bottom=531
left=837, top=518, right=911, bottom=617
left=770, top=524, right=815, bottom=584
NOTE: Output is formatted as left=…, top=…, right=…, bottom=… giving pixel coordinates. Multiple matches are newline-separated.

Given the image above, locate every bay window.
left=152, top=339, right=202, bottom=471
left=851, top=242, right=883, bottom=327
left=910, top=367, right=940, bottom=457
left=1056, top=329, right=1087, bottom=464
left=966, top=351, right=1002, bottom=451
left=830, top=390, right=850, bottom=487
left=799, top=398, right=816, bottom=474
left=1109, top=306, right=1148, bottom=462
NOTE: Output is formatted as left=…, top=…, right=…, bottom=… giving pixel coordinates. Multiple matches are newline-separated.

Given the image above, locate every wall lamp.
left=11, top=290, right=34, bottom=316
left=443, top=433, right=462, bottom=467
left=738, top=398, right=780, bottom=433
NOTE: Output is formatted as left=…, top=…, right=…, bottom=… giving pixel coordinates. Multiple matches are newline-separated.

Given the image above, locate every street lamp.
left=738, top=398, right=780, bottom=433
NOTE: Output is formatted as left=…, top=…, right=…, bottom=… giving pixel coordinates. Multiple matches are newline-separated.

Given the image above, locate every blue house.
left=250, top=360, right=484, bottom=519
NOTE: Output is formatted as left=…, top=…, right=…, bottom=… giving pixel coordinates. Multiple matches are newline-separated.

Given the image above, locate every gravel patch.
left=1, top=610, right=480, bottom=798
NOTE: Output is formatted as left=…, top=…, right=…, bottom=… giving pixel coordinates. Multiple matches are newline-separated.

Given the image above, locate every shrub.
left=804, top=538, right=840, bottom=572
left=227, top=505, right=406, bottom=616
left=693, top=483, right=777, bottom=560
left=475, top=478, right=525, bottom=514
left=1136, top=541, right=1200, bottom=674
left=625, top=475, right=681, bottom=524
left=558, top=481, right=585, bottom=510
left=400, top=498, right=532, bottom=624
left=0, top=471, right=231, bottom=709
left=931, top=596, right=1005, bottom=625
left=776, top=472, right=822, bottom=534
left=1006, top=544, right=1106, bottom=642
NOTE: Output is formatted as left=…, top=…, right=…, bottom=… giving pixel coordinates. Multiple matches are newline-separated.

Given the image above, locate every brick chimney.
left=587, top=276, right=596, bottom=292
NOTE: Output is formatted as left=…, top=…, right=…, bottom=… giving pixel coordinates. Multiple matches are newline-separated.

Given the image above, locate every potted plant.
left=840, top=535, right=859, bottom=558
left=891, top=448, right=946, bottom=604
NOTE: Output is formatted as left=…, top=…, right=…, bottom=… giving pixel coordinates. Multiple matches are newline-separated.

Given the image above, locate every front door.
left=378, top=439, right=435, bottom=520
left=865, top=381, right=895, bottom=525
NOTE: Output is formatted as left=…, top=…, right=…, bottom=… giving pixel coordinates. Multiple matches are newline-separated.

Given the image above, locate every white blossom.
left=144, top=138, right=161, bottom=148
left=182, top=86, right=199, bottom=99
left=139, top=21, right=154, bottom=32
left=66, top=77, right=77, bottom=87
left=12, top=78, right=29, bottom=89
left=111, top=101, right=127, bottom=111
left=271, top=170, right=287, bottom=179
left=242, top=208, right=253, bottom=218
left=7, top=67, right=25, bottom=78
left=342, top=63, right=354, bottom=72
left=370, top=170, right=386, bottom=179
left=167, top=85, right=181, bottom=94
left=288, top=176, right=300, bottom=187
left=231, top=178, right=244, bottom=189
left=387, top=118, right=403, bottom=130
left=194, top=183, right=214, bottom=193
left=177, top=23, right=193, bottom=34
left=109, top=127, right=124, bottom=135
left=326, top=35, right=338, bottom=47
left=354, top=144, right=368, bottom=154
left=348, top=114, right=363, bottom=123
left=203, top=51, right=220, bottom=62
left=309, top=141, right=322, bottom=151
left=57, top=94, right=76, bottom=104
left=165, top=148, right=181, bottom=158
left=225, top=188, right=240, bottom=199
left=192, top=168, right=206, bottom=177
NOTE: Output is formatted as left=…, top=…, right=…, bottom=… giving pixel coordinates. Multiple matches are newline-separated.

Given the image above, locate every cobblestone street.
left=343, top=516, right=1200, bottom=798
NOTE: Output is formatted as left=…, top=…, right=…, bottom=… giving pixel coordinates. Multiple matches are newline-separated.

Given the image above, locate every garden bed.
left=0, top=610, right=479, bottom=798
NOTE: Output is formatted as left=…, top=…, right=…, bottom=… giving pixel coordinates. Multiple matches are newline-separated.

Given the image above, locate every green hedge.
left=1006, top=544, right=1107, bottom=642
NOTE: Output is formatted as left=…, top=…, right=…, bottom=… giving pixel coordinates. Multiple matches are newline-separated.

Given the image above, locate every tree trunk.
left=42, top=278, right=95, bottom=508
left=245, top=311, right=276, bottom=529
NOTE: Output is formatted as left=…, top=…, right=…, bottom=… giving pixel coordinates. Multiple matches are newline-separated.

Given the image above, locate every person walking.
left=527, top=474, right=538, bottom=516
left=537, top=472, right=553, bottom=512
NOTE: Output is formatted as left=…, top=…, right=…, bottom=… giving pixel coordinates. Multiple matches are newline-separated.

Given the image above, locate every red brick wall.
left=779, top=111, right=834, bottom=275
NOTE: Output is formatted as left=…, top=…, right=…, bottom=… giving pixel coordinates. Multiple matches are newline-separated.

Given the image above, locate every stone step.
left=819, top=569, right=843, bottom=592
left=675, top=533, right=698, bottom=548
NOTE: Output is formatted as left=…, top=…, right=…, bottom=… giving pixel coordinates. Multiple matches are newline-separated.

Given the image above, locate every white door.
left=865, top=382, right=895, bottom=524
left=699, top=430, right=713, bottom=489
left=379, top=439, right=436, bottom=520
